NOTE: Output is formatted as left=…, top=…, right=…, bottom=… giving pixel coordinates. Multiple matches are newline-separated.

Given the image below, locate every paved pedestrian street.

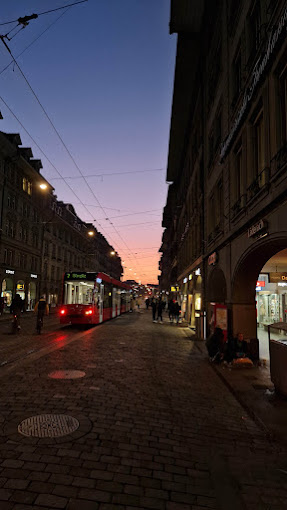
left=0, top=310, right=286, bottom=509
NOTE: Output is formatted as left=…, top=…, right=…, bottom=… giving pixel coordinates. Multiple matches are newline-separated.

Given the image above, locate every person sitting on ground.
left=224, top=332, right=249, bottom=362
left=206, top=327, right=224, bottom=363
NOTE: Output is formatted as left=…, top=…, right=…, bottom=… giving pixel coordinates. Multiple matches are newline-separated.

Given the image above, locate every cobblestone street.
left=0, top=310, right=286, bottom=509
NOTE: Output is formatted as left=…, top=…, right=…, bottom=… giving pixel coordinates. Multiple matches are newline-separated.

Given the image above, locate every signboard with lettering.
left=220, top=7, right=287, bottom=160
left=247, top=219, right=267, bottom=238
left=208, top=252, right=218, bottom=266
left=269, top=272, right=287, bottom=283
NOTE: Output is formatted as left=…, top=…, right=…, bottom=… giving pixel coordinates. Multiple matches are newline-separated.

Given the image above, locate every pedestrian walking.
left=145, top=297, right=150, bottom=309
left=10, top=294, right=24, bottom=333
left=34, top=296, right=49, bottom=333
left=173, top=301, right=181, bottom=324
left=168, top=299, right=174, bottom=322
left=0, top=296, right=4, bottom=315
left=151, top=298, right=157, bottom=322
left=157, top=297, right=164, bottom=323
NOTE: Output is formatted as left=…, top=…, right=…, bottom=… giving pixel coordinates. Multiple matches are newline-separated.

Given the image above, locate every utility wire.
left=0, top=92, right=125, bottom=253
left=0, top=48, right=148, bottom=273
left=2, top=45, right=143, bottom=272
left=50, top=168, right=164, bottom=179
left=0, top=9, right=69, bottom=76
left=0, top=1, right=88, bottom=26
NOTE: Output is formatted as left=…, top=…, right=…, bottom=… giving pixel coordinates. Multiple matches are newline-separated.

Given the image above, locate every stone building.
left=0, top=131, right=52, bottom=311
left=160, top=0, right=287, bottom=352
left=0, top=130, right=123, bottom=310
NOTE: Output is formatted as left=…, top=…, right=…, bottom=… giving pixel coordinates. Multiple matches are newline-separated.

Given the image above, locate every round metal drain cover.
left=48, top=370, right=85, bottom=379
left=18, top=414, right=79, bottom=438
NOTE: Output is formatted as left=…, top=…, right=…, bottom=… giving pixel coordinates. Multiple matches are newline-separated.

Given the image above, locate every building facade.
left=160, top=0, right=287, bottom=348
left=0, top=130, right=123, bottom=311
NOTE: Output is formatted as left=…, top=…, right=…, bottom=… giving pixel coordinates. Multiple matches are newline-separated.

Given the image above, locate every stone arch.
left=231, top=233, right=287, bottom=339
left=208, top=267, right=227, bottom=303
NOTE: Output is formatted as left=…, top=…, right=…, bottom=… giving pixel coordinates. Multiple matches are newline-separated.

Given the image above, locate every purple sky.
left=0, top=1, right=176, bottom=284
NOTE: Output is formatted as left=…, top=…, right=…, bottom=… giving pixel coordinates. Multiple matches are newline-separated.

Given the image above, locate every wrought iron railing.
left=247, top=167, right=270, bottom=201
left=270, top=142, right=287, bottom=178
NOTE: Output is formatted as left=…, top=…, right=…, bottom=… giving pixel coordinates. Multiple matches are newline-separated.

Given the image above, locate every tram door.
left=112, top=288, right=117, bottom=318
left=99, top=284, right=104, bottom=323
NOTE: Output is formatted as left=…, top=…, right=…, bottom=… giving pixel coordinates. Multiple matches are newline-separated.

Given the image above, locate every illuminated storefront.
left=256, top=273, right=287, bottom=327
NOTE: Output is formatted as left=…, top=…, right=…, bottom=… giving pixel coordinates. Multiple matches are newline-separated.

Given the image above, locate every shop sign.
left=247, top=219, right=267, bottom=238
left=30, top=274, right=37, bottom=279
left=269, top=272, right=287, bottom=283
left=256, top=281, right=265, bottom=287
left=16, top=283, right=25, bottom=290
left=5, top=269, right=14, bottom=275
left=171, top=286, right=179, bottom=292
left=220, top=6, right=287, bottom=160
left=208, top=252, right=218, bottom=266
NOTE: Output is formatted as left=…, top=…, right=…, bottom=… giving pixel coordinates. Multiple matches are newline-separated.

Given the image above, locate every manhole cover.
left=18, top=414, right=79, bottom=438
left=48, top=370, right=85, bottom=379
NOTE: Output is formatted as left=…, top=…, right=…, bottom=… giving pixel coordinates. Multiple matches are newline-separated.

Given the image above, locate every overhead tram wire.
left=0, top=1, right=88, bottom=26
left=0, top=92, right=124, bottom=255
left=1, top=46, right=143, bottom=273
left=0, top=9, right=70, bottom=76
left=50, top=168, right=164, bottom=179
left=0, top=48, right=125, bottom=256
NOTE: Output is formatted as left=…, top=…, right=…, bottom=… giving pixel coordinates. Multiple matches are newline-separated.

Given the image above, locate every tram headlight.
left=60, top=308, right=66, bottom=315
left=85, top=309, right=93, bottom=315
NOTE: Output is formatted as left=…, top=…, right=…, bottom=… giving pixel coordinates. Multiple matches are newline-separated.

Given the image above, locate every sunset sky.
left=0, top=1, right=176, bottom=284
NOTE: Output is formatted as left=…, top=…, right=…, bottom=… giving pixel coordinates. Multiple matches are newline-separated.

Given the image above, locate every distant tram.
left=59, top=271, right=131, bottom=325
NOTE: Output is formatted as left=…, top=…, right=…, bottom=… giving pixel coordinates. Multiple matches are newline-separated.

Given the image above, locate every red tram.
left=59, top=271, right=131, bottom=325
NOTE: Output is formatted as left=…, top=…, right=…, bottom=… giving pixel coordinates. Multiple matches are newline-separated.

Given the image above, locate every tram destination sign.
left=269, top=272, right=287, bottom=283
left=65, top=272, right=97, bottom=280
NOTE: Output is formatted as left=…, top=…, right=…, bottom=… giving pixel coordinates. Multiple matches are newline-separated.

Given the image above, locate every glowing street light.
left=88, top=230, right=95, bottom=236
left=39, top=183, right=47, bottom=190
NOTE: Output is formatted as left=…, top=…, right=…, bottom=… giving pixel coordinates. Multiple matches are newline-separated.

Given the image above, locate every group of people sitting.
left=206, top=327, right=250, bottom=364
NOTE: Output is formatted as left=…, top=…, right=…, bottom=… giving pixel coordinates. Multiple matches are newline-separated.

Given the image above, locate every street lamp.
left=39, top=183, right=48, bottom=190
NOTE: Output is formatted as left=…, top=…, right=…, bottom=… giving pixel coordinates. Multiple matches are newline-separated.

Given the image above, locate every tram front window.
left=65, top=281, right=94, bottom=305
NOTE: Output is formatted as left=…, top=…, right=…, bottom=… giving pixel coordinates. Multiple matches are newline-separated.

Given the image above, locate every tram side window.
left=120, top=290, right=126, bottom=308
left=103, top=282, right=113, bottom=308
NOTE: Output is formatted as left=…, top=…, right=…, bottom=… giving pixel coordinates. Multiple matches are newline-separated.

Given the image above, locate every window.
left=208, top=193, right=215, bottom=234
left=233, top=142, right=243, bottom=202
left=247, top=2, right=261, bottom=62
left=278, top=65, right=287, bottom=145
left=253, top=109, right=265, bottom=176
left=23, top=177, right=32, bottom=195
left=216, top=179, right=223, bottom=227
left=232, top=47, right=241, bottom=101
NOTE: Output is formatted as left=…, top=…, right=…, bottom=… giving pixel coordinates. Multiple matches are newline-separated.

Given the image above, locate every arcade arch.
left=232, top=236, right=287, bottom=360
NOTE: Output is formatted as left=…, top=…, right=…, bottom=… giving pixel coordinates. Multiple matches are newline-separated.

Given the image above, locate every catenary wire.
left=49, top=168, right=164, bottom=179
left=0, top=10, right=70, bottom=76
left=4, top=46, right=145, bottom=273
left=0, top=71, right=158, bottom=277
left=0, top=1, right=88, bottom=26
left=0, top=92, right=124, bottom=256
